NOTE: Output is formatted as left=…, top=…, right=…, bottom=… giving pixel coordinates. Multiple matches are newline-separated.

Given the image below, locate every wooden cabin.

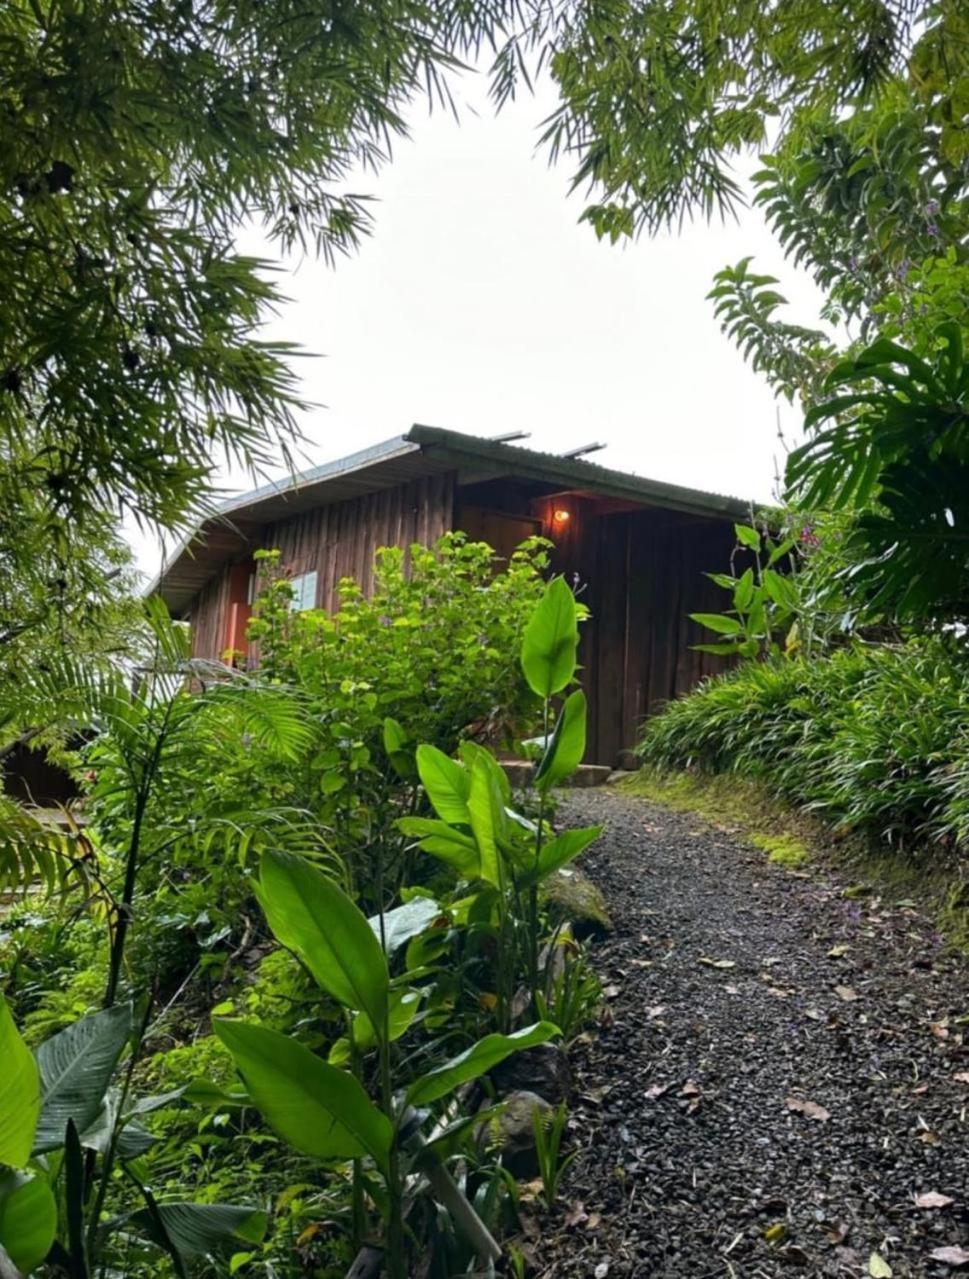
left=156, top=426, right=749, bottom=766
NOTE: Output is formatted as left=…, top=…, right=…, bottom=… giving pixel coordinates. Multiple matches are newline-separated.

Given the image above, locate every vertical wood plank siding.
left=531, top=498, right=738, bottom=765
left=189, top=473, right=455, bottom=660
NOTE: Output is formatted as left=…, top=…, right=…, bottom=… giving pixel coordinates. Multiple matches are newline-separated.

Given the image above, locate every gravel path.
left=532, top=789, right=969, bottom=1278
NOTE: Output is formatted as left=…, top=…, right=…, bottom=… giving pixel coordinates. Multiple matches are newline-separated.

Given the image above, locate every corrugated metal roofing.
left=154, top=425, right=749, bottom=613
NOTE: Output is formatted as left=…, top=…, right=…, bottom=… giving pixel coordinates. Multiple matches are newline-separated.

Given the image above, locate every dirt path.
left=534, top=788, right=969, bottom=1278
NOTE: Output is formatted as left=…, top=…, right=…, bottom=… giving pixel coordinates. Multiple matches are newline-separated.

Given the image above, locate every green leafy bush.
left=639, top=638, right=969, bottom=853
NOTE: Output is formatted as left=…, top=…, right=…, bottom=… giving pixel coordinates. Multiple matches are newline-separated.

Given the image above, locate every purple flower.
left=925, top=198, right=940, bottom=217
left=926, top=222, right=940, bottom=238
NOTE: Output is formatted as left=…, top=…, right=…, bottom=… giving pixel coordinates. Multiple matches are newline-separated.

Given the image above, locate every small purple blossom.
left=926, top=221, right=940, bottom=238
left=925, top=198, right=940, bottom=217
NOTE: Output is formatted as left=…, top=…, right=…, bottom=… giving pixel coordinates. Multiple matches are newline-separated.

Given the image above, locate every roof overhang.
left=153, top=426, right=750, bottom=615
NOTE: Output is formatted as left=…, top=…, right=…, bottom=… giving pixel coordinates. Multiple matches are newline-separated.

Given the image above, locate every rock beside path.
left=534, top=789, right=969, bottom=1279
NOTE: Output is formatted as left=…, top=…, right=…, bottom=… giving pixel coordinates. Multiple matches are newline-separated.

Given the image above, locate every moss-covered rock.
left=541, top=865, right=612, bottom=938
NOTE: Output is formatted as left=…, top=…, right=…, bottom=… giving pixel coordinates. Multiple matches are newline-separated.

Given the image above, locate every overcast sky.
left=138, top=69, right=830, bottom=576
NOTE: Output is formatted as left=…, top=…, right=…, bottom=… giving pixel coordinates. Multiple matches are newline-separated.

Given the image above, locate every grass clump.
left=636, top=637, right=969, bottom=859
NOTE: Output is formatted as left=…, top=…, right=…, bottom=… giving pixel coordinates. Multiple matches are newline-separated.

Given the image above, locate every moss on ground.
left=616, top=767, right=969, bottom=954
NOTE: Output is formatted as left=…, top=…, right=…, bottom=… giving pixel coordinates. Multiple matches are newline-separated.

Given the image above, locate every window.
left=290, top=570, right=318, bottom=612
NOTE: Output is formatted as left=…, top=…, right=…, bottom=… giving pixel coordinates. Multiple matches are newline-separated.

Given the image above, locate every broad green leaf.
left=127, top=1202, right=267, bottom=1260
left=536, top=690, right=587, bottom=791
left=0, top=998, right=40, bottom=1167
left=396, top=818, right=480, bottom=877
left=348, top=988, right=423, bottom=1055
left=0, top=1173, right=56, bottom=1273
left=520, top=825, right=601, bottom=887
left=689, top=612, right=743, bottom=636
left=256, top=851, right=388, bottom=1025
left=734, top=524, right=761, bottom=552
left=369, top=897, right=441, bottom=956
left=406, top=1022, right=559, bottom=1107
left=520, top=577, right=579, bottom=698
left=458, top=741, right=511, bottom=806
left=467, top=756, right=503, bottom=887
left=415, top=745, right=470, bottom=824
left=33, top=1003, right=133, bottom=1154
left=732, top=568, right=755, bottom=610
left=215, top=1021, right=392, bottom=1171
left=382, top=717, right=414, bottom=779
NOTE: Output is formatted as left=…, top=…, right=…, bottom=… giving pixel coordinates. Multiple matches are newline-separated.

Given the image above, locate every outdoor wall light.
left=552, top=508, right=571, bottom=524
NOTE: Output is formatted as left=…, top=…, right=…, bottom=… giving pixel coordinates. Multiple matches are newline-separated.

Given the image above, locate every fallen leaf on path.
left=869, top=1251, right=893, bottom=1277
left=918, top=1130, right=940, bottom=1145
left=646, top=1004, right=666, bottom=1019
left=563, top=1202, right=588, bottom=1228
left=929, top=1246, right=969, bottom=1267
left=763, top=1222, right=787, bottom=1244
left=930, top=1021, right=950, bottom=1039
left=953, top=1072, right=969, bottom=1084
left=835, top=985, right=861, bottom=1001
left=699, top=957, right=736, bottom=969
left=828, top=944, right=851, bottom=958
left=725, top=983, right=741, bottom=995
left=644, top=1082, right=674, bottom=1100
left=911, top=1083, right=930, bottom=1095
left=915, top=1191, right=954, bottom=1208
left=594, top=1263, right=610, bottom=1278
left=680, top=1081, right=701, bottom=1097
left=602, top=984, right=621, bottom=999
left=826, top=1220, right=850, bottom=1244
left=786, top=1096, right=831, bottom=1122
left=805, top=1007, right=823, bottom=1021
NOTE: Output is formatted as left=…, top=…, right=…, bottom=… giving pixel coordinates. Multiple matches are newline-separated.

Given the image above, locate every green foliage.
left=0, top=998, right=40, bottom=1168
left=532, top=1101, right=576, bottom=1209
left=639, top=638, right=969, bottom=853
left=237, top=535, right=550, bottom=910
left=502, top=0, right=967, bottom=237
left=691, top=521, right=800, bottom=658
left=788, top=324, right=969, bottom=620
left=0, top=1000, right=262, bottom=1277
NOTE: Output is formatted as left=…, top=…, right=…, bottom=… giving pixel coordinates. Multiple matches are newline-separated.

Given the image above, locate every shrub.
left=638, top=638, right=969, bottom=854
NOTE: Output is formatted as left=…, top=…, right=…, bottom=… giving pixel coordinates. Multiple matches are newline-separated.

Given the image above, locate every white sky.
left=137, top=69, right=830, bottom=578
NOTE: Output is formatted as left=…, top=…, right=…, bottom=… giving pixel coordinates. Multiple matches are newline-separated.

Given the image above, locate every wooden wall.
left=189, top=473, right=455, bottom=661
left=531, top=496, right=740, bottom=766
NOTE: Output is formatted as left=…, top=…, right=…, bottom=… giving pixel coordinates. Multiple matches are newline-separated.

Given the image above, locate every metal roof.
left=155, top=426, right=749, bottom=614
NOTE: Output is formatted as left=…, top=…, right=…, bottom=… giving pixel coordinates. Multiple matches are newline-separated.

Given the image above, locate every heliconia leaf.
left=33, top=1003, right=133, bottom=1154
left=127, top=1201, right=268, bottom=1260
left=395, top=817, right=480, bottom=877
left=406, top=1022, right=559, bottom=1107
left=520, top=825, right=601, bottom=888
left=368, top=896, right=441, bottom=955
left=255, top=851, right=388, bottom=1025
left=415, top=745, right=471, bottom=824
left=214, top=1020, right=392, bottom=1173
left=467, top=756, right=503, bottom=888
left=520, top=577, right=579, bottom=698
left=536, top=689, right=587, bottom=792
left=0, top=1173, right=57, bottom=1273
left=0, top=998, right=41, bottom=1167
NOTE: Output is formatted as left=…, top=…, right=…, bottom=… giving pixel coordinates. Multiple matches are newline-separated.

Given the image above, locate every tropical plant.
left=215, top=850, right=558, bottom=1279
left=0, top=997, right=265, bottom=1279
left=400, top=575, right=601, bottom=1020
left=638, top=636, right=969, bottom=854
left=689, top=522, right=800, bottom=659
left=787, top=324, right=969, bottom=621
